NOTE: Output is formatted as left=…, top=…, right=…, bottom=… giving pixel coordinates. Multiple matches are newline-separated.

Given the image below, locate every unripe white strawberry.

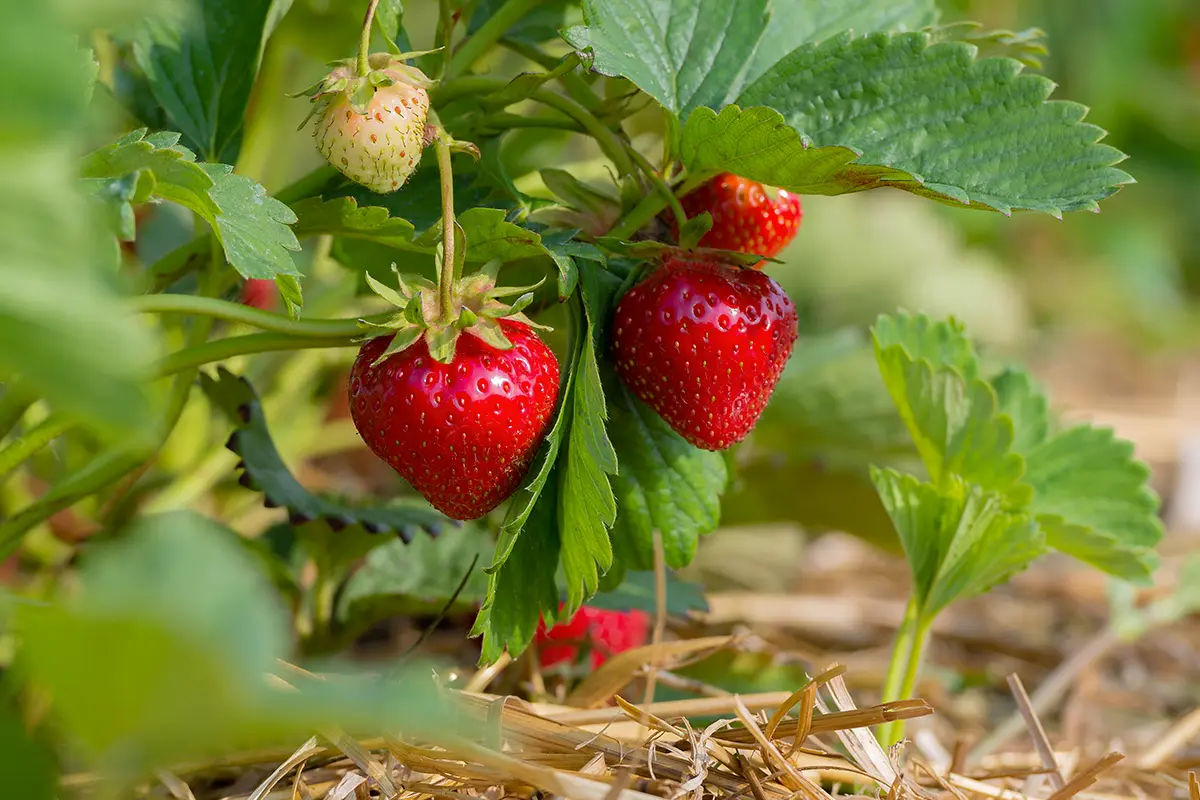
left=299, top=53, right=433, bottom=194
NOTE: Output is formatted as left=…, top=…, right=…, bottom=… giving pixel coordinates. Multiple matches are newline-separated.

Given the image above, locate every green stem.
left=434, top=77, right=635, bottom=175
left=446, top=0, right=542, bottom=79
left=0, top=415, right=75, bottom=484
left=499, top=38, right=605, bottom=113
left=130, top=293, right=382, bottom=338
left=437, top=0, right=454, bottom=80
left=357, top=0, right=382, bottom=77
left=627, top=145, right=687, bottom=229
left=476, top=112, right=584, bottom=132
left=878, top=600, right=933, bottom=746
left=153, top=333, right=356, bottom=378
left=431, top=119, right=457, bottom=323
left=608, top=171, right=708, bottom=239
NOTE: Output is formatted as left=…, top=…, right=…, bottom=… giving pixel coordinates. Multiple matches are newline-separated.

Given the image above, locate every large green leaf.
left=1021, top=425, right=1162, bottom=583
left=605, top=370, right=726, bottom=574
left=681, top=32, right=1132, bottom=214
left=871, top=469, right=1045, bottom=618
left=0, top=6, right=156, bottom=437
left=745, top=0, right=938, bottom=84
left=201, top=368, right=448, bottom=541
left=134, top=0, right=293, bottom=162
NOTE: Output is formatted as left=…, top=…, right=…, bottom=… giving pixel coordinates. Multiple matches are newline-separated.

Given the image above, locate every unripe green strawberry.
left=300, top=53, right=432, bottom=194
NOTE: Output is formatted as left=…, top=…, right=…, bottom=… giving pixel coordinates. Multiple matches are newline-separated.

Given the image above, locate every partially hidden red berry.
left=348, top=320, right=560, bottom=521
left=678, top=173, right=802, bottom=260
left=535, top=606, right=650, bottom=669
left=611, top=257, right=798, bottom=451
left=241, top=279, right=277, bottom=311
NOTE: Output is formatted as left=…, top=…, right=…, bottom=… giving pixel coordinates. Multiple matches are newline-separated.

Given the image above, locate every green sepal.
left=503, top=310, right=552, bottom=332
left=369, top=71, right=395, bottom=87
left=678, top=212, right=713, bottom=250
left=492, top=292, right=535, bottom=317
left=365, top=271, right=408, bottom=307
left=425, top=325, right=460, bottom=364
left=448, top=139, right=481, bottom=160
left=370, top=325, right=423, bottom=366
left=392, top=47, right=445, bottom=61
left=403, top=294, right=425, bottom=325
left=487, top=277, right=545, bottom=299
left=456, top=307, right=479, bottom=329
left=478, top=258, right=504, bottom=284
left=467, top=317, right=515, bottom=351
left=349, top=80, right=375, bottom=115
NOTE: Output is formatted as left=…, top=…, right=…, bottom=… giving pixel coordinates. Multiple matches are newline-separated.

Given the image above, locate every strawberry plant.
left=0, top=0, right=1168, bottom=782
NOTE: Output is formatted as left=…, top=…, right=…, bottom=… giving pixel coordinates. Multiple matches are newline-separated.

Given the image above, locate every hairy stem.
left=432, top=120, right=457, bottom=324
left=446, top=0, right=542, bottom=79
left=357, top=0, right=382, bottom=77
left=627, top=145, right=687, bottom=229
left=130, top=294, right=383, bottom=338
left=0, top=415, right=76, bottom=485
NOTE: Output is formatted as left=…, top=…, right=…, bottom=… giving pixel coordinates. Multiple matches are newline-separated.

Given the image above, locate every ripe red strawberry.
left=678, top=174, right=802, bottom=260
left=301, top=53, right=432, bottom=194
left=611, top=257, right=798, bottom=450
left=535, top=606, right=650, bottom=669
left=241, top=278, right=276, bottom=311
left=348, top=319, right=560, bottom=520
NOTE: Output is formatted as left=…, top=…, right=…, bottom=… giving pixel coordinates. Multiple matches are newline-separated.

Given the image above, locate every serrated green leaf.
left=200, top=368, right=448, bottom=540
left=1021, top=425, right=1163, bottom=583
left=990, top=367, right=1049, bottom=453
left=201, top=164, right=302, bottom=282
left=80, top=128, right=220, bottom=219
left=872, top=316, right=1026, bottom=501
left=871, top=469, right=1045, bottom=618
left=133, top=0, right=292, bottom=162
left=472, top=475, right=564, bottom=664
left=557, top=271, right=617, bottom=609
left=745, top=0, right=938, bottom=85
left=686, top=32, right=1132, bottom=214
left=292, top=196, right=419, bottom=249
left=871, top=312, right=978, bottom=379
left=604, top=366, right=726, bottom=575
left=563, top=0, right=769, bottom=116
left=337, top=524, right=494, bottom=637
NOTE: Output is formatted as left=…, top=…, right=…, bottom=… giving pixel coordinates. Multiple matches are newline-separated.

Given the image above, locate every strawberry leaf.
left=990, top=367, right=1050, bottom=453
left=336, top=524, right=495, bottom=641
left=871, top=313, right=1027, bottom=501
left=200, top=368, right=448, bottom=541
left=744, top=0, right=938, bottom=85
left=133, top=0, right=291, bottom=162
left=1021, top=426, right=1163, bottom=584
left=200, top=164, right=302, bottom=281
left=871, top=469, right=1045, bottom=618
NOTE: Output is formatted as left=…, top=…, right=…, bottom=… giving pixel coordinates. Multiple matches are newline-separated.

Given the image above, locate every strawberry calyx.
left=295, top=51, right=437, bottom=131
left=358, top=258, right=551, bottom=367
left=596, top=238, right=774, bottom=270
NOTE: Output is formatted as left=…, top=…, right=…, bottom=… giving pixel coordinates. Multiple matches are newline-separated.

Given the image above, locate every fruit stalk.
left=357, top=0, right=383, bottom=78
left=626, top=145, right=687, bottom=229
left=431, top=118, right=458, bottom=324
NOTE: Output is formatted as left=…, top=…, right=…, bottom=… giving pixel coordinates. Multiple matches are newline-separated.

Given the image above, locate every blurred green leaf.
left=871, top=469, right=1045, bottom=617
left=0, top=704, right=55, bottom=800
left=588, top=570, right=709, bottom=616
left=990, top=367, right=1049, bottom=453
left=201, top=368, right=448, bottom=540
left=134, top=0, right=294, bottom=162
left=17, top=511, right=454, bottom=770
left=0, top=3, right=156, bottom=438
left=925, top=22, right=1049, bottom=70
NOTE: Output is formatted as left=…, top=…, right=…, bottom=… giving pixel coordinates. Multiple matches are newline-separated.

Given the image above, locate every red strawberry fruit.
left=535, top=606, right=651, bottom=669
left=678, top=173, right=802, bottom=260
left=349, top=319, right=559, bottom=521
left=611, top=256, right=798, bottom=450
left=241, top=278, right=277, bottom=311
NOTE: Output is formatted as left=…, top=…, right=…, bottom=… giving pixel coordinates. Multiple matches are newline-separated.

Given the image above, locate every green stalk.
left=357, top=0, right=382, bottom=77
left=627, top=145, right=687, bottom=229
left=431, top=117, right=458, bottom=323
left=446, top=0, right=543, bottom=79
left=152, top=333, right=356, bottom=378
left=0, top=384, right=35, bottom=440
left=476, top=112, right=583, bottom=132
left=0, top=415, right=75, bottom=484
left=608, top=171, right=708, bottom=239
left=130, top=294, right=381, bottom=338
left=878, top=599, right=933, bottom=746
left=437, top=0, right=455, bottom=80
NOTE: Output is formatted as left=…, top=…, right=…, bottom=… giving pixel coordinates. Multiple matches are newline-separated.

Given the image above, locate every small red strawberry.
left=677, top=174, right=802, bottom=260
left=535, top=606, right=651, bottom=669
left=611, top=256, right=798, bottom=450
left=241, top=278, right=277, bottom=311
left=348, top=261, right=560, bottom=521
left=299, top=53, right=432, bottom=194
